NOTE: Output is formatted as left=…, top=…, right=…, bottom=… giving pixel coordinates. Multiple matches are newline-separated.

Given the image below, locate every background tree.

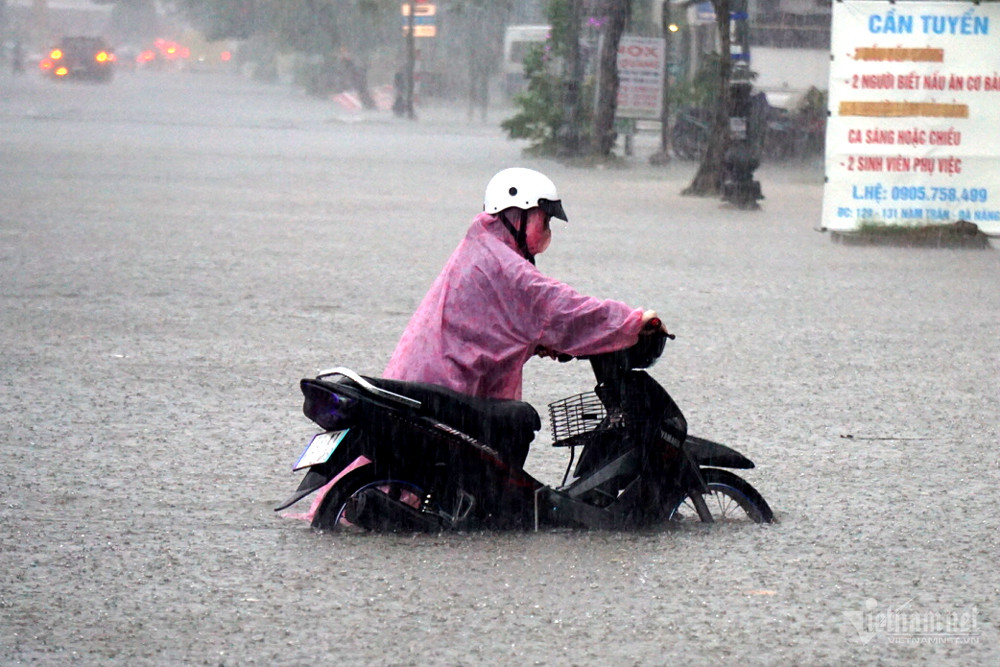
left=556, top=0, right=584, bottom=157
left=682, top=0, right=732, bottom=196
left=500, top=41, right=567, bottom=154
left=590, top=0, right=630, bottom=157
left=174, top=0, right=395, bottom=103
left=450, top=0, right=511, bottom=122
left=176, top=0, right=259, bottom=40
left=505, top=0, right=634, bottom=160
left=503, top=0, right=592, bottom=155
left=91, top=0, right=159, bottom=44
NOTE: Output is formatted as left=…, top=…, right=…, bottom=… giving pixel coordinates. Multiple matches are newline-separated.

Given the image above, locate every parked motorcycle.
left=671, top=106, right=712, bottom=161
left=672, top=100, right=825, bottom=163
left=276, top=322, right=773, bottom=532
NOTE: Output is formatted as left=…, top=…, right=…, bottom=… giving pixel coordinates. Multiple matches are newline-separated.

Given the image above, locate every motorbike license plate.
left=293, top=429, right=349, bottom=471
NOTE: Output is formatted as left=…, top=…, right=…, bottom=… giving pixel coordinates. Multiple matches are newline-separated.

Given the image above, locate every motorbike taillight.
left=301, top=379, right=360, bottom=431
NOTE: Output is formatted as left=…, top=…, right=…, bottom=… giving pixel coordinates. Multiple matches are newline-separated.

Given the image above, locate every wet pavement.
left=1, top=69, right=998, bottom=665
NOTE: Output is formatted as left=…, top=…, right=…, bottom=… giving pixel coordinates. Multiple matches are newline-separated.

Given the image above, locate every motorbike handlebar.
left=537, top=318, right=674, bottom=363
left=644, top=317, right=675, bottom=340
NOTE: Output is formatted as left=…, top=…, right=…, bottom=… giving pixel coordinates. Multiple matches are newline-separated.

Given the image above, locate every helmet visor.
left=538, top=198, right=568, bottom=222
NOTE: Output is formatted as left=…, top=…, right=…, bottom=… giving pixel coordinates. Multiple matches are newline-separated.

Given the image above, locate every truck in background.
left=502, top=25, right=550, bottom=97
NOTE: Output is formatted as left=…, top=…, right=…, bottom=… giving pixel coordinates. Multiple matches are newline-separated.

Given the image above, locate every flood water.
left=1, top=67, right=998, bottom=665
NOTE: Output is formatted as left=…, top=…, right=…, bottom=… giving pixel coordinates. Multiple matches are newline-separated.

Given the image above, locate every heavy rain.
left=1, top=0, right=999, bottom=664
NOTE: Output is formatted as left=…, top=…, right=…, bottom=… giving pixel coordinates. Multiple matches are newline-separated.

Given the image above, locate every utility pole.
left=720, top=0, right=762, bottom=209
left=404, top=0, right=417, bottom=119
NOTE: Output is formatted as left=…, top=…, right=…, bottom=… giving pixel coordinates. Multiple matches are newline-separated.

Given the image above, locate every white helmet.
left=483, top=168, right=568, bottom=221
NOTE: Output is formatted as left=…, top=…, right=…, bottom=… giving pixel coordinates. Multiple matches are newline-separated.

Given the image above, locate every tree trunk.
left=651, top=0, right=672, bottom=165
left=557, top=0, right=584, bottom=157
left=682, top=0, right=732, bottom=196
left=591, top=0, right=630, bottom=157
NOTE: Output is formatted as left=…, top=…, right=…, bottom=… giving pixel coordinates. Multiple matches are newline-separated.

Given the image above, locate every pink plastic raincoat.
left=383, top=212, right=644, bottom=400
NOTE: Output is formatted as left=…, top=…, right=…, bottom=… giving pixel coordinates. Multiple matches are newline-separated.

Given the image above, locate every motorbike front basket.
left=548, top=392, right=621, bottom=446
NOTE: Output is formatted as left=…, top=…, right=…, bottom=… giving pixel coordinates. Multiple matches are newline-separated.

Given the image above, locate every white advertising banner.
left=823, top=1, right=1000, bottom=235
left=616, top=36, right=666, bottom=120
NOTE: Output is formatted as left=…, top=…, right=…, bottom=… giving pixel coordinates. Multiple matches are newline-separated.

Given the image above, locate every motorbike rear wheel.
left=671, top=127, right=706, bottom=160
left=312, top=468, right=434, bottom=532
left=668, top=468, right=773, bottom=524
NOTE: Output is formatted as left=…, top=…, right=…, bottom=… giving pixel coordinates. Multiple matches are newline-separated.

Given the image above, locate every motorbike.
left=670, top=106, right=712, bottom=161
left=276, top=322, right=773, bottom=532
left=672, top=101, right=825, bottom=163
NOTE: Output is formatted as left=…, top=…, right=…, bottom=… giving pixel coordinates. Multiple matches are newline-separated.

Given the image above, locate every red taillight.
left=39, top=59, right=53, bottom=71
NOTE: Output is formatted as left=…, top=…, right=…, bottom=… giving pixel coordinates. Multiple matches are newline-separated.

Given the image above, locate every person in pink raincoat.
left=383, top=167, right=665, bottom=402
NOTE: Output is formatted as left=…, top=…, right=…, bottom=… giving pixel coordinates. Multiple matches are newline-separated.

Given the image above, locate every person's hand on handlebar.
left=640, top=309, right=674, bottom=339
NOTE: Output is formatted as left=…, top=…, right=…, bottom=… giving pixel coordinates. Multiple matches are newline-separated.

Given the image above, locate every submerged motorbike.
left=276, top=323, right=773, bottom=532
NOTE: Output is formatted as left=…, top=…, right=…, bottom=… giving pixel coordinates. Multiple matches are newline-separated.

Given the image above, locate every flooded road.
left=1, top=69, right=998, bottom=665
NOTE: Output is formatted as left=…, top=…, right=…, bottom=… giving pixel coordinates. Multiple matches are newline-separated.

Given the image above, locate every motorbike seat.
left=366, top=376, right=541, bottom=466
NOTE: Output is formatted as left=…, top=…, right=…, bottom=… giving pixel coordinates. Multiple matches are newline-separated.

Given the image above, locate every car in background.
left=39, top=36, right=116, bottom=82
